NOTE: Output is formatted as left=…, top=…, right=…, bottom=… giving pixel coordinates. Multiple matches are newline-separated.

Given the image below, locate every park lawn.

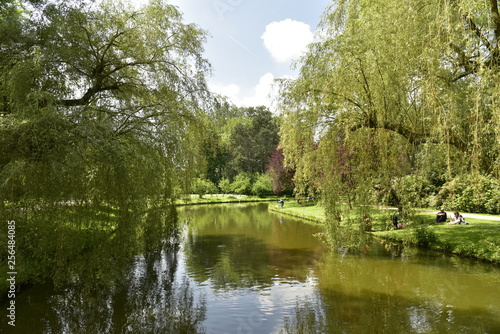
left=269, top=201, right=326, bottom=223
left=269, top=202, right=394, bottom=230
left=175, top=194, right=277, bottom=205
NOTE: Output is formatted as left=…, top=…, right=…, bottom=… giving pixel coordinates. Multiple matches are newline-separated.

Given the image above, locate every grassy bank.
left=268, top=201, right=326, bottom=223
left=175, top=194, right=277, bottom=205
left=269, top=203, right=500, bottom=264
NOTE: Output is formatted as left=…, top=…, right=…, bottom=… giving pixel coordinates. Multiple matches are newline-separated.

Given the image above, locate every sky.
left=132, top=0, right=331, bottom=110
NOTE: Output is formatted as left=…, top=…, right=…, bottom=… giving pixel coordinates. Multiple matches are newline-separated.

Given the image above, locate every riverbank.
left=269, top=203, right=500, bottom=264
left=175, top=194, right=277, bottom=206
left=268, top=201, right=326, bottom=224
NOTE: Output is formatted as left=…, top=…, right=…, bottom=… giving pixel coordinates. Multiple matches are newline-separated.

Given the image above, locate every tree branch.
left=347, top=117, right=467, bottom=152
left=60, top=83, right=121, bottom=107
left=464, top=14, right=494, bottom=55
left=491, top=0, right=500, bottom=44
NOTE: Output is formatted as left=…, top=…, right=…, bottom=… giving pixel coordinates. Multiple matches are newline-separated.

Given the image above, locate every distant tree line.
left=193, top=103, right=294, bottom=197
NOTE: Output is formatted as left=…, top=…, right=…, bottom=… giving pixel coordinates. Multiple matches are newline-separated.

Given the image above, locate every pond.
left=2, top=203, right=500, bottom=333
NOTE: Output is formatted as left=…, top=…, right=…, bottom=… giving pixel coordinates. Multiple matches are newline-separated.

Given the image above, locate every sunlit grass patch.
left=175, top=194, right=277, bottom=205
left=270, top=202, right=500, bottom=263
left=268, top=201, right=326, bottom=223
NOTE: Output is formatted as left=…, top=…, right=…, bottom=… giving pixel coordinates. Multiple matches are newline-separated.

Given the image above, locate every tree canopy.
left=200, top=103, right=279, bottom=185
left=279, top=0, right=500, bottom=217
left=0, top=0, right=211, bottom=209
left=0, top=0, right=215, bottom=292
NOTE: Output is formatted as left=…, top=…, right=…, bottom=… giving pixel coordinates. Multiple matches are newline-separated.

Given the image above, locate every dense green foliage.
left=191, top=172, right=273, bottom=198
left=1, top=0, right=210, bottom=207
left=0, top=0, right=211, bottom=290
left=201, top=104, right=280, bottom=184
left=278, top=0, right=500, bottom=229
left=194, top=103, right=279, bottom=196
left=437, top=174, right=500, bottom=213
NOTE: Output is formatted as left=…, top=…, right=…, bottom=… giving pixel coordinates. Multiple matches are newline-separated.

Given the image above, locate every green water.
left=1, top=203, right=499, bottom=333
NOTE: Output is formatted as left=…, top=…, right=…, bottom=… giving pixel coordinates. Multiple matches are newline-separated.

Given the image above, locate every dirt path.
left=458, top=213, right=500, bottom=221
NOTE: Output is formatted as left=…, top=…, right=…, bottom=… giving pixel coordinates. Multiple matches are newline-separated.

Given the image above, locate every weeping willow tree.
left=0, top=0, right=211, bottom=288
left=278, top=0, right=500, bottom=239
left=1, top=0, right=211, bottom=207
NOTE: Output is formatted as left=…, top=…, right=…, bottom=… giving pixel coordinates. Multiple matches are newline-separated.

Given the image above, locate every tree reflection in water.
left=45, top=250, right=206, bottom=333
left=280, top=247, right=500, bottom=334
left=281, top=289, right=500, bottom=334
left=4, top=204, right=207, bottom=333
left=4, top=204, right=500, bottom=333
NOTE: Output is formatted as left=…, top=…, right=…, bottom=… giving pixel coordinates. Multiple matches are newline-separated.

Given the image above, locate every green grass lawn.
left=268, top=201, right=326, bottom=223
left=375, top=215, right=500, bottom=263
left=175, top=194, right=277, bottom=205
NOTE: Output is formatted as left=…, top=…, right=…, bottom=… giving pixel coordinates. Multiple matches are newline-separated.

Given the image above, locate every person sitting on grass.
left=448, top=211, right=467, bottom=225
left=436, top=208, right=447, bottom=223
left=392, top=211, right=399, bottom=228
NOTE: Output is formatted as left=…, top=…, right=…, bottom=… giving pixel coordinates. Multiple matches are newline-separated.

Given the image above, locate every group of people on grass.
left=436, top=208, right=469, bottom=225
left=391, top=208, right=469, bottom=230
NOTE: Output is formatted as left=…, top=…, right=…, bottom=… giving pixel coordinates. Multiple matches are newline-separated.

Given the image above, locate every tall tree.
left=279, top=0, right=500, bottom=220
left=222, top=106, right=279, bottom=179
left=0, top=0, right=214, bottom=291
left=0, top=0, right=211, bottom=208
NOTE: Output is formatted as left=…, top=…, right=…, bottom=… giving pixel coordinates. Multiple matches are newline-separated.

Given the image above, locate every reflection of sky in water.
left=189, top=275, right=319, bottom=334
left=408, top=306, right=433, bottom=334
left=174, top=222, right=320, bottom=333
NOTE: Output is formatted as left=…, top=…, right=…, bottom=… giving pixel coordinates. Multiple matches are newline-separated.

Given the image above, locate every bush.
left=252, top=173, right=273, bottom=197
left=230, top=172, right=253, bottom=195
left=413, top=226, right=439, bottom=247
left=218, top=178, right=232, bottom=194
left=192, top=178, right=218, bottom=198
left=394, top=174, right=434, bottom=209
left=437, top=174, right=500, bottom=213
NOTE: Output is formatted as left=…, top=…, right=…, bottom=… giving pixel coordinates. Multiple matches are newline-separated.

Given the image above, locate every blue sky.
left=161, top=0, right=331, bottom=109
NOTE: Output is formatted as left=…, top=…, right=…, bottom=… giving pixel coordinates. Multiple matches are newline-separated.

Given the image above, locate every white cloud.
left=211, top=83, right=241, bottom=101
left=210, top=73, right=283, bottom=111
left=241, top=73, right=276, bottom=107
left=261, top=19, right=314, bottom=63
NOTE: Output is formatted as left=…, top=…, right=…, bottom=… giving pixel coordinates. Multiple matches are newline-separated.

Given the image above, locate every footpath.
left=418, top=209, right=500, bottom=222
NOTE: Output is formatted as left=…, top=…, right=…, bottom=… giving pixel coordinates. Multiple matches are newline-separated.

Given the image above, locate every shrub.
left=218, top=178, right=232, bottom=194
left=252, top=173, right=273, bottom=197
left=230, top=172, right=253, bottom=195
left=192, top=178, right=218, bottom=198
left=413, top=226, right=439, bottom=247
left=437, top=174, right=500, bottom=213
left=394, top=174, right=434, bottom=209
